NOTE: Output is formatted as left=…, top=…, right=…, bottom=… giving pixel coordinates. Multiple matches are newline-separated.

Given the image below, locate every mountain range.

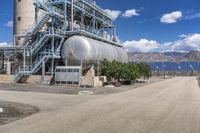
left=128, top=50, right=200, bottom=62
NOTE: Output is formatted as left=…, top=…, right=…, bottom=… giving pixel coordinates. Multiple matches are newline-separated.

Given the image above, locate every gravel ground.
left=0, top=101, right=38, bottom=126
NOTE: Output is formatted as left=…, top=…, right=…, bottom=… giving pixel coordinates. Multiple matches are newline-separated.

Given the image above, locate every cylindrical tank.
left=14, top=0, right=35, bottom=46
left=61, top=36, right=128, bottom=67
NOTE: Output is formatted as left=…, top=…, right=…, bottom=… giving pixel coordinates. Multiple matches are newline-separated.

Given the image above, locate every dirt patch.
left=0, top=101, right=39, bottom=126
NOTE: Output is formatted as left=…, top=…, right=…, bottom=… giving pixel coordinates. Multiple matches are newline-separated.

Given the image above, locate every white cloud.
left=103, top=9, right=122, bottom=20
left=185, top=12, right=200, bottom=20
left=0, top=42, right=12, bottom=47
left=123, top=34, right=200, bottom=53
left=5, top=21, right=13, bottom=28
left=170, top=34, right=200, bottom=51
left=160, top=11, right=182, bottom=24
left=123, top=39, right=159, bottom=52
left=122, top=9, right=139, bottom=18
left=178, top=34, right=188, bottom=38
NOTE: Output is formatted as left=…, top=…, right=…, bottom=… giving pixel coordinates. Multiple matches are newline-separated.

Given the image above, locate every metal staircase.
left=13, top=0, right=64, bottom=83
left=23, top=0, right=64, bottom=44
left=26, top=12, right=50, bottom=36
left=13, top=50, right=52, bottom=83
left=13, top=29, right=63, bottom=83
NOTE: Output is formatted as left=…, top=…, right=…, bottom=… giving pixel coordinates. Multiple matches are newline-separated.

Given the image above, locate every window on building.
left=67, top=81, right=73, bottom=84
left=56, top=81, right=60, bottom=84
left=74, top=69, right=79, bottom=72
left=68, top=69, right=73, bottom=72
left=61, top=81, right=66, bottom=84
left=73, top=82, right=79, bottom=85
left=61, top=69, right=66, bottom=72
left=56, top=69, right=61, bottom=72
left=17, top=17, right=21, bottom=21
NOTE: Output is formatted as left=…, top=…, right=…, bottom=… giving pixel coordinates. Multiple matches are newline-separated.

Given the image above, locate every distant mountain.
left=184, top=50, right=200, bottom=61
left=128, top=50, right=200, bottom=62
left=163, top=52, right=186, bottom=57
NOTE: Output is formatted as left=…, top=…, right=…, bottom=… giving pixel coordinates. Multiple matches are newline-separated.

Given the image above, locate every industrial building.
left=0, top=0, right=128, bottom=86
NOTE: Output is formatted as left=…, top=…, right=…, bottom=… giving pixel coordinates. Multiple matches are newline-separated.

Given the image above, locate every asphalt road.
left=0, top=77, right=200, bottom=133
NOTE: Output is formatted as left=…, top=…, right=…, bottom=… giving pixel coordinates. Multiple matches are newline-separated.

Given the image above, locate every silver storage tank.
left=62, top=36, right=128, bottom=67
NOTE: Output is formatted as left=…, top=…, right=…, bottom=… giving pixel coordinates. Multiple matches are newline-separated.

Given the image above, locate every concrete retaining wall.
left=0, top=75, right=52, bottom=84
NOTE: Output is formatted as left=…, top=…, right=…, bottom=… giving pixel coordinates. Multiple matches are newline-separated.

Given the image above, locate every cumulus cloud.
left=123, top=34, right=200, bottom=53
left=170, top=34, right=200, bottom=51
left=5, top=21, right=13, bottom=28
left=123, top=39, right=159, bottom=53
left=0, top=42, right=12, bottom=47
left=122, top=9, right=139, bottom=18
left=103, top=9, right=122, bottom=20
left=160, top=11, right=182, bottom=24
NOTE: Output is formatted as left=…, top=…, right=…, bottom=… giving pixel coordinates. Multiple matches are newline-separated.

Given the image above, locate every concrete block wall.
left=27, top=75, right=52, bottom=84
left=0, top=75, right=14, bottom=83
left=81, top=69, right=103, bottom=87
left=0, top=74, right=102, bottom=87
left=0, top=75, right=52, bottom=84
left=94, top=77, right=103, bottom=87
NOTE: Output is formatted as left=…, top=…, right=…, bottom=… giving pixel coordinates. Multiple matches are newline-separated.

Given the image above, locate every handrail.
left=32, top=50, right=52, bottom=66
left=13, top=50, right=52, bottom=81
left=26, top=1, right=63, bottom=35
left=27, top=12, right=49, bottom=33
left=31, top=27, right=63, bottom=52
left=70, top=24, right=115, bottom=42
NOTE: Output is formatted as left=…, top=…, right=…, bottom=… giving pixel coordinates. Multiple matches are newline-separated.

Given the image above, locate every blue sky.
left=0, top=0, right=13, bottom=45
left=96, top=0, right=200, bottom=42
left=0, top=0, right=200, bottom=52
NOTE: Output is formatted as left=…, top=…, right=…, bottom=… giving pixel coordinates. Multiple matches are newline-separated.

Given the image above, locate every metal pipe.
left=51, top=35, right=55, bottom=78
left=23, top=48, right=26, bottom=73
left=41, top=61, right=45, bottom=81
left=71, top=0, right=74, bottom=30
left=64, top=1, right=67, bottom=32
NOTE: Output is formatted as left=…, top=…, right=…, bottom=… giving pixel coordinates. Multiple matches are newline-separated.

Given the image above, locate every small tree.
left=136, top=63, right=152, bottom=79
left=101, top=59, right=152, bottom=84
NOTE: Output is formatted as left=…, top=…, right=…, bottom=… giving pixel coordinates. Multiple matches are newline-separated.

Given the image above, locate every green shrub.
left=101, top=59, right=152, bottom=83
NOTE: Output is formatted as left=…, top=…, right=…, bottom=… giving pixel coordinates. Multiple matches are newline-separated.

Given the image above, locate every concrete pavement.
left=0, top=77, right=200, bottom=133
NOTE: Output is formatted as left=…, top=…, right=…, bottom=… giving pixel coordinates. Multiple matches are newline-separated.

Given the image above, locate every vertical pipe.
left=80, top=59, right=83, bottom=86
left=51, top=18, right=55, bottom=78
left=81, top=14, right=84, bottom=30
left=2, top=52, right=4, bottom=70
left=41, top=61, right=45, bottom=81
left=31, top=48, right=33, bottom=74
left=97, top=60, right=99, bottom=76
left=35, top=7, right=38, bottom=22
left=71, top=0, right=74, bottom=30
left=93, top=9, right=95, bottom=33
left=65, top=60, right=68, bottom=66
left=23, top=48, right=26, bottom=73
left=51, top=35, right=55, bottom=78
left=64, top=1, right=67, bottom=32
